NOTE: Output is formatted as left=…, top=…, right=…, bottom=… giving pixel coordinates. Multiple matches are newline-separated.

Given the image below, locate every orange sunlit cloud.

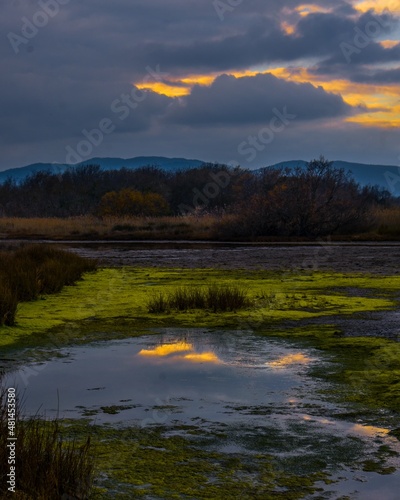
left=281, top=21, right=297, bottom=36
left=346, top=113, right=400, bottom=127
left=295, top=4, right=333, bottom=17
left=265, top=68, right=400, bottom=127
left=380, top=40, right=400, bottom=48
left=136, top=82, right=190, bottom=97
left=353, top=0, right=400, bottom=15
left=137, top=75, right=216, bottom=97
left=135, top=56, right=400, bottom=128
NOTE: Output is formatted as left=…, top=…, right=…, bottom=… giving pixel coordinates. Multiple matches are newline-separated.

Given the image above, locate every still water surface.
left=6, top=329, right=400, bottom=499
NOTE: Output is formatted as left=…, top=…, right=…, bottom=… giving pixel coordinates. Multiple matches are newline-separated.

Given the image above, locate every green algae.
left=2, top=267, right=399, bottom=419
left=56, top=413, right=398, bottom=499
left=3, top=265, right=400, bottom=498
left=1, top=267, right=399, bottom=353
left=265, top=324, right=400, bottom=415
left=58, top=421, right=331, bottom=500
left=362, top=460, right=396, bottom=474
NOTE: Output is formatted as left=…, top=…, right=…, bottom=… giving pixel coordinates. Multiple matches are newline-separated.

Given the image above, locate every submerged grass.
left=0, top=381, right=93, bottom=499
left=0, top=245, right=96, bottom=326
left=270, top=324, right=400, bottom=415
left=59, top=421, right=332, bottom=500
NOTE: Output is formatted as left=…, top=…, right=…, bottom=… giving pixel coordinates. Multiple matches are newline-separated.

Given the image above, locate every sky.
left=1, top=0, right=399, bottom=171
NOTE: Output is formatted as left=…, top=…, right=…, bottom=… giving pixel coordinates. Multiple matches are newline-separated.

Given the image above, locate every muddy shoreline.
left=59, top=241, right=400, bottom=275
left=70, top=242, right=400, bottom=342
left=2, top=240, right=399, bottom=275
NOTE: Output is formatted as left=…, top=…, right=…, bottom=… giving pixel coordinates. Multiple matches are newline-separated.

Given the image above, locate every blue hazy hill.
left=262, top=160, right=399, bottom=194
left=0, top=157, right=399, bottom=195
left=0, top=156, right=205, bottom=184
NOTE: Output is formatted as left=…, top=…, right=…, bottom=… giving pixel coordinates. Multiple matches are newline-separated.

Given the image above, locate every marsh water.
left=6, top=328, right=400, bottom=499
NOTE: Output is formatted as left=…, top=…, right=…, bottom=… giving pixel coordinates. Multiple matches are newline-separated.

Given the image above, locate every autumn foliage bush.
left=98, top=188, right=169, bottom=217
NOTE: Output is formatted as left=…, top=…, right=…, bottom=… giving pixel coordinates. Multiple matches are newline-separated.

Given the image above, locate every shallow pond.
left=5, top=328, right=400, bottom=499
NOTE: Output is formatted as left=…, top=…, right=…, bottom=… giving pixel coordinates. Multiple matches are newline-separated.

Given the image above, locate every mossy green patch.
left=2, top=267, right=400, bottom=422
left=362, top=460, right=396, bottom=474
left=59, top=421, right=331, bottom=499
left=266, top=324, right=400, bottom=415
left=1, top=267, right=399, bottom=353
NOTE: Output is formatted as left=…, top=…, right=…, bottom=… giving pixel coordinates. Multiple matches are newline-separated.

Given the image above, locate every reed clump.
left=0, top=245, right=97, bottom=326
left=147, top=284, right=250, bottom=313
left=0, top=381, right=93, bottom=499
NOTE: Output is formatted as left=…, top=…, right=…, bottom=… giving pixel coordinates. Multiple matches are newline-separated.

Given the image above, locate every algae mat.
left=1, top=267, right=400, bottom=350
left=1, top=267, right=400, bottom=498
left=5, top=329, right=400, bottom=499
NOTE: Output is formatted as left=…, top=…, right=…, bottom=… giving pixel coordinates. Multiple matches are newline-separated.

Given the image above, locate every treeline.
left=0, top=157, right=397, bottom=237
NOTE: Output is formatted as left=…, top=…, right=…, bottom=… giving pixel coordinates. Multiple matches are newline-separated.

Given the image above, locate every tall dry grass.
left=0, top=380, right=93, bottom=499
left=1, top=208, right=399, bottom=242
left=0, top=245, right=97, bottom=326
left=0, top=215, right=219, bottom=240
left=373, top=207, right=400, bottom=236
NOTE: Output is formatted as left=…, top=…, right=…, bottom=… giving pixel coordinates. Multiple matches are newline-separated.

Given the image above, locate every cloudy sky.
left=1, top=0, right=399, bottom=171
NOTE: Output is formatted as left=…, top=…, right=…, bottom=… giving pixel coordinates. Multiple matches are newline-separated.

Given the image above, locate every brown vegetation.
left=0, top=245, right=96, bottom=326
left=0, top=384, right=93, bottom=499
left=0, top=207, right=400, bottom=242
left=0, top=157, right=399, bottom=241
left=98, top=188, right=169, bottom=217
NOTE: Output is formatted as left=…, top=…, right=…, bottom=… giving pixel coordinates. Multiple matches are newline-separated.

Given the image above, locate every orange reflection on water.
left=350, top=424, right=390, bottom=437
left=183, top=352, right=220, bottom=363
left=138, top=342, right=221, bottom=364
left=139, top=342, right=192, bottom=357
left=268, top=353, right=311, bottom=368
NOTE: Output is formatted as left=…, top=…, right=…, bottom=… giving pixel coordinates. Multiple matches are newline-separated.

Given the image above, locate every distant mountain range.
left=0, top=156, right=205, bottom=184
left=0, top=156, right=398, bottom=195
left=265, top=160, right=399, bottom=193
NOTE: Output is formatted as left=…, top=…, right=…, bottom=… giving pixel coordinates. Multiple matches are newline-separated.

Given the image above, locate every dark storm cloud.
left=0, top=0, right=398, bottom=170
left=351, top=66, right=400, bottom=84
left=310, top=39, right=400, bottom=82
left=124, top=8, right=399, bottom=77
left=166, top=73, right=356, bottom=126
left=0, top=65, right=171, bottom=145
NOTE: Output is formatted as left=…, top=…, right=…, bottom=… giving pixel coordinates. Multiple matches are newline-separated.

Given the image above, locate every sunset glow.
left=138, top=342, right=220, bottom=364
left=139, top=342, right=192, bottom=357
left=2, top=0, right=399, bottom=169
left=267, top=353, right=311, bottom=368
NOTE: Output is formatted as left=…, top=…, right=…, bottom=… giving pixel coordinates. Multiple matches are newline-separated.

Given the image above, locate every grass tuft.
left=0, top=381, right=93, bottom=499
left=147, top=284, right=250, bottom=313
